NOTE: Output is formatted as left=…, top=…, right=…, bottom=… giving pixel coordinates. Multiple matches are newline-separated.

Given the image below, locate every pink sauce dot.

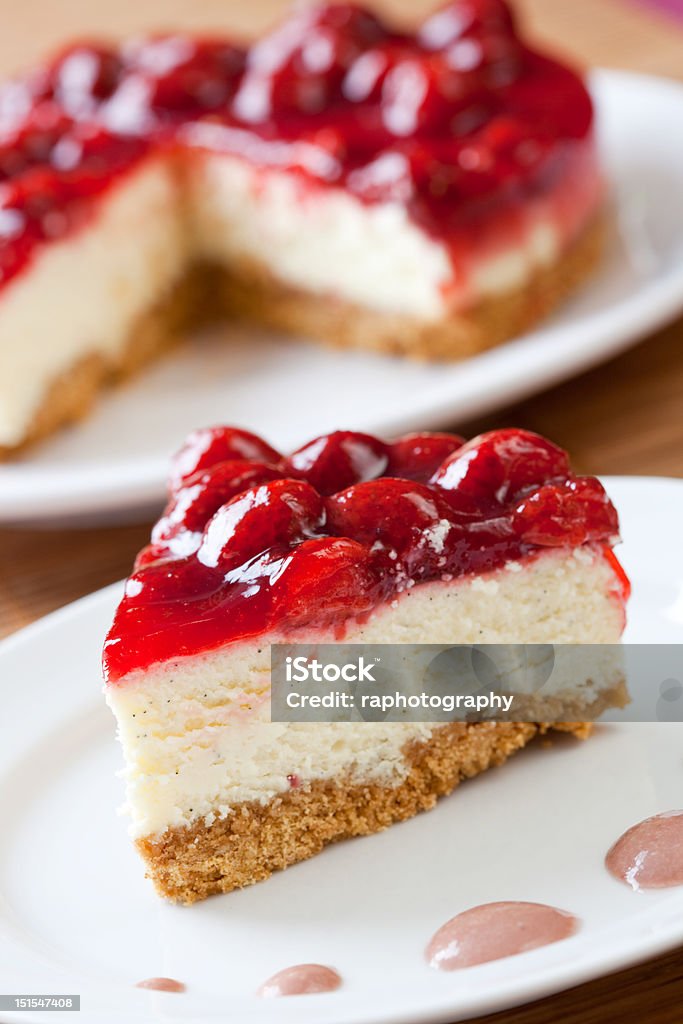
left=426, top=901, right=579, bottom=970
left=135, top=977, right=186, bottom=993
left=287, top=773, right=300, bottom=789
left=606, top=811, right=683, bottom=890
left=258, top=964, right=342, bottom=998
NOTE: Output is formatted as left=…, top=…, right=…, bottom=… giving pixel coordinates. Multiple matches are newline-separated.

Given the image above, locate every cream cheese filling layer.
left=0, top=157, right=186, bottom=448
left=106, top=546, right=626, bottom=839
left=185, top=151, right=598, bottom=319
left=186, top=151, right=454, bottom=318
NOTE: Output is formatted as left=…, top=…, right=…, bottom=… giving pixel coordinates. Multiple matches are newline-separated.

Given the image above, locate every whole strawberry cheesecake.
left=0, top=0, right=603, bottom=455
left=103, top=427, right=629, bottom=903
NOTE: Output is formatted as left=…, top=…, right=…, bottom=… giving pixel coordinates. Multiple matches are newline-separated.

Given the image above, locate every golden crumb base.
left=1, top=215, right=603, bottom=459
left=137, top=721, right=589, bottom=905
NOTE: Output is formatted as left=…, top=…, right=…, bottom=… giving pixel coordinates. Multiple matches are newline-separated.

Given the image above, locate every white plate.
left=3, top=70, right=683, bottom=524
left=0, top=476, right=682, bottom=1024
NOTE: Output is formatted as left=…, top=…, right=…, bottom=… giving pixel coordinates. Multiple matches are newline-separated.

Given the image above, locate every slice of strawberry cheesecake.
left=1, top=0, right=603, bottom=456
left=103, top=427, right=629, bottom=903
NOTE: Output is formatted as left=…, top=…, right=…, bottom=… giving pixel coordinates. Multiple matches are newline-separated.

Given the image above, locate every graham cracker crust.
left=137, top=720, right=589, bottom=905
left=1, top=215, right=603, bottom=459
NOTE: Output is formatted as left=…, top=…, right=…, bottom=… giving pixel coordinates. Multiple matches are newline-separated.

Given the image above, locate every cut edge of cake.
left=105, top=543, right=628, bottom=904
left=136, top=721, right=585, bottom=905
left=0, top=202, right=604, bottom=459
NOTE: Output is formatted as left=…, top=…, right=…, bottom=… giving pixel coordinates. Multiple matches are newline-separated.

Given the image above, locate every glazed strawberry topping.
left=281, top=430, right=389, bottom=495
left=122, top=37, right=245, bottom=119
left=432, top=428, right=570, bottom=504
left=197, top=479, right=326, bottom=570
left=234, top=5, right=386, bottom=121
left=169, top=426, right=281, bottom=488
left=1, top=1, right=597, bottom=288
left=104, top=426, right=622, bottom=682
left=385, top=432, right=464, bottom=481
left=146, top=460, right=284, bottom=563
left=50, top=44, right=124, bottom=115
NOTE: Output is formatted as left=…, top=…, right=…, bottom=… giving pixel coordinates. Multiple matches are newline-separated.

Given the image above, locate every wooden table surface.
left=1, top=0, right=682, bottom=1020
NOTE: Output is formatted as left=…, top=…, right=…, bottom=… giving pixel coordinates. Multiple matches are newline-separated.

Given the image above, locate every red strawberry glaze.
left=1, top=1, right=600, bottom=291
left=281, top=430, right=389, bottom=495
left=169, top=425, right=281, bottom=488
left=103, top=426, right=626, bottom=683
